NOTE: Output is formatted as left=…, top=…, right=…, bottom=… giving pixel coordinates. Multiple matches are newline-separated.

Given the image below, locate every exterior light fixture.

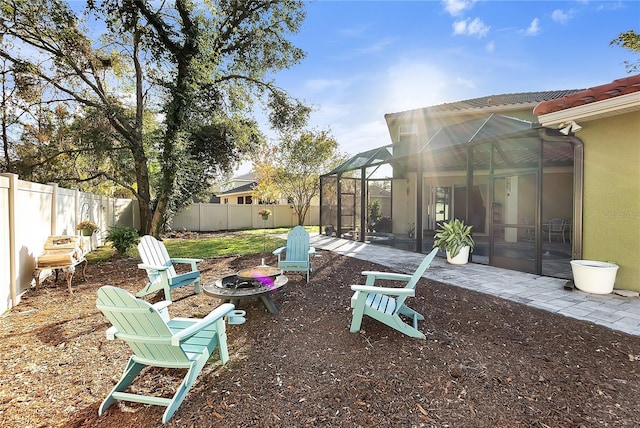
left=559, top=121, right=582, bottom=135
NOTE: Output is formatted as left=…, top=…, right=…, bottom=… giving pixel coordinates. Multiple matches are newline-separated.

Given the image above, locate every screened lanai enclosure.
left=320, top=114, right=583, bottom=279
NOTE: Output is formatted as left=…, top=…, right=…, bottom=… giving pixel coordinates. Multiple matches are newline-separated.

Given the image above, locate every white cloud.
left=442, top=0, right=477, bottom=17
left=551, top=9, right=571, bottom=24
left=452, top=17, right=490, bottom=38
left=523, top=18, right=541, bottom=36
left=485, top=40, right=495, bottom=52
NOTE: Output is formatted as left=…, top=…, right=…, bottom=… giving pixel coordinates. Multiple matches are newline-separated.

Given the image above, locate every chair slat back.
left=394, top=248, right=438, bottom=313
left=285, top=226, right=310, bottom=262
left=96, top=286, right=188, bottom=363
left=138, top=236, right=178, bottom=280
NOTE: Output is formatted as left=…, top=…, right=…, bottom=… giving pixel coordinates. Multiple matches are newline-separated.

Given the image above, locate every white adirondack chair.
left=349, top=248, right=438, bottom=339
left=96, top=286, right=246, bottom=423
left=136, top=235, right=202, bottom=301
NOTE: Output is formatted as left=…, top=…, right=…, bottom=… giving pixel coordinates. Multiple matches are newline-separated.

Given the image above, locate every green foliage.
left=1, top=0, right=310, bottom=236
left=433, top=219, right=475, bottom=258
left=610, top=30, right=640, bottom=73
left=367, top=199, right=381, bottom=232
left=106, top=225, right=140, bottom=256
left=376, top=216, right=392, bottom=233
left=252, top=129, right=347, bottom=225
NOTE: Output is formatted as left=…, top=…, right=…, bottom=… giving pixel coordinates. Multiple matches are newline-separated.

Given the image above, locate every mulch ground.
left=2, top=239, right=640, bottom=427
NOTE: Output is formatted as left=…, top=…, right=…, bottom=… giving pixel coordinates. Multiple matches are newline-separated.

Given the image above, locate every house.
left=534, top=74, right=640, bottom=292
left=217, top=172, right=258, bottom=205
left=320, top=74, right=640, bottom=292
left=217, top=171, right=305, bottom=205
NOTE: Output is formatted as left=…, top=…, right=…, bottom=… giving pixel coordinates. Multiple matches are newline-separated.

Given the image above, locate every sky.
left=241, top=0, right=638, bottom=173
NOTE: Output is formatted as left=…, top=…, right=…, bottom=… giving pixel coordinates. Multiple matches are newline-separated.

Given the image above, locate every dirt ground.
left=2, top=236, right=640, bottom=427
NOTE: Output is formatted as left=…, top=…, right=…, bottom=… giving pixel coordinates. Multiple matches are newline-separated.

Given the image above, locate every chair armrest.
left=171, top=303, right=237, bottom=346
left=152, top=300, right=172, bottom=322
left=138, top=263, right=170, bottom=271
left=350, top=284, right=415, bottom=297
left=170, top=257, right=203, bottom=264
left=105, top=326, right=118, bottom=340
left=272, top=247, right=286, bottom=256
left=361, top=271, right=412, bottom=283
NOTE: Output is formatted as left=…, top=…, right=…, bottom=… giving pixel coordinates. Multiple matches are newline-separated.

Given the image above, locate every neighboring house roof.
left=386, top=90, right=583, bottom=118
left=534, top=74, right=640, bottom=115
left=218, top=182, right=256, bottom=196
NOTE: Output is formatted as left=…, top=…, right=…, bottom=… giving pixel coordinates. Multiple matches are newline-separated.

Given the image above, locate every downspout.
left=538, top=128, right=583, bottom=260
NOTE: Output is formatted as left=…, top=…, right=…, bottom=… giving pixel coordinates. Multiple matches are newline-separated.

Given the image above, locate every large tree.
left=0, top=0, right=310, bottom=235
left=252, top=129, right=346, bottom=225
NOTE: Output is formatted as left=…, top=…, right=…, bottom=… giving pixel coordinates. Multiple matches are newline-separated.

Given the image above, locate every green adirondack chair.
left=272, top=226, right=317, bottom=282
left=96, top=286, right=246, bottom=423
left=136, top=235, right=202, bottom=301
left=349, top=247, right=438, bottom=340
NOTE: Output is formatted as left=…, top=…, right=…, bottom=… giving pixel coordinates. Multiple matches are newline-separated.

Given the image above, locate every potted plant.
left=433, top=219, right=475, bottom=265
left=258, top=208, right=272, bottom=220
left=76, top=220, right=98, bottom=236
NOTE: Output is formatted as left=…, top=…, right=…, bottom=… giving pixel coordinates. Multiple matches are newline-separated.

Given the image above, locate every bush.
left=376, top=216, right=392, bottom=233
left=106, top=225, right=139, bottom=256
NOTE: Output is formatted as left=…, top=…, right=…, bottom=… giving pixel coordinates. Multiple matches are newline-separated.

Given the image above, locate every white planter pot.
left=446, top=246, right=470, bottom=265
left=570, top=260, right=619, bottom=294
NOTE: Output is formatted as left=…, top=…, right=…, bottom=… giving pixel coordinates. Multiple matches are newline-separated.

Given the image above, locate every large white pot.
left=446, top=246, right=470, bottom=265
left=570, top=260, right=619, bottom=294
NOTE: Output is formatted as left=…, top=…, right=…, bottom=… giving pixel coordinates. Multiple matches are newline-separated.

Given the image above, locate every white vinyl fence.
left=0, top=173, right=138, bottom=314
left=169, top=203, right=319, bottom=231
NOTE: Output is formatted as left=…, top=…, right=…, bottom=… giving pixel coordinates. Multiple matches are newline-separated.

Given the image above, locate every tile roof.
left=387, top=90, right=583, bottom=117
left=533, top=74, right=640, bottom=116
left=434, top=90, right=583, bottom=112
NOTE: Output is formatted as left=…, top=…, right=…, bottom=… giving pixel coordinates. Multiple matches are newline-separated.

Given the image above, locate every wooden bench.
left=33, top=235, right=88, bottom=294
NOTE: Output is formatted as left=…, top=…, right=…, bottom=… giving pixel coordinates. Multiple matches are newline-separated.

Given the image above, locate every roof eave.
left=537, top=92, right=640, bottom=127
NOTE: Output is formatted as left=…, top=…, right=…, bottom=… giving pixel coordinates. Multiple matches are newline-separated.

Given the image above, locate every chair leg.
left=99, top=357, right=145, bottom=416
left=350, top=295, right=366, bottom=333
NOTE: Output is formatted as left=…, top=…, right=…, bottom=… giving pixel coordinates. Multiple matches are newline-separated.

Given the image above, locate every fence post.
left=5, top=173, right=17, bottom=308
left=50, top=182, right=58, bottom=235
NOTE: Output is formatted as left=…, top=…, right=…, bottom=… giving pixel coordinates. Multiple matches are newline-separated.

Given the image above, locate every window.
left=237, top=196, right=244, bottom=204
left=246, top=196, right=253, bottom=205
left=398, top=123, right=417, bottom=143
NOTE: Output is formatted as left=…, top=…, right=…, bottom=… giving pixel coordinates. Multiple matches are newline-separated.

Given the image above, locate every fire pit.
left=203, top=267, right=287, bottom=314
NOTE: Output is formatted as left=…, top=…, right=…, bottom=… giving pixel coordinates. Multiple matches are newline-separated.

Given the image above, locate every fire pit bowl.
left=203, top=270, right=288, bottom=314
left=237, top=266, right=282, bottom=281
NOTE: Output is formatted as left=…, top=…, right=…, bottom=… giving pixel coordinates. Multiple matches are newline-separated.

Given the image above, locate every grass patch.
left=86, top=227, right=318, bottom=262
left=161, top=232, right=287, bottom=258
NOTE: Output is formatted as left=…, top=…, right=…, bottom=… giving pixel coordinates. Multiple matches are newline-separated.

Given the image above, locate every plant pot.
left=446, top=246, right=470, bottom=265
left=81, top=227, right=94, bottom=236
left=261, top=215, right=270, bottom=221
left=570, top=260, right=619, bottom=294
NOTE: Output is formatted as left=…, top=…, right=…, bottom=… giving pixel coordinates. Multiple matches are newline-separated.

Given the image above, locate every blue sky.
left=261, top=0, right=638, bottom=163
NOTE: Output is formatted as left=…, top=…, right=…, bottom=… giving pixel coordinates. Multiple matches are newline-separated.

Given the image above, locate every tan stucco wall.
left=581, top=111, right=640, bottom=292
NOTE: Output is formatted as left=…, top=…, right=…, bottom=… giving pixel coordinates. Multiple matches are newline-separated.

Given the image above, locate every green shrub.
left=106, top=225, right=140, bottom=256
